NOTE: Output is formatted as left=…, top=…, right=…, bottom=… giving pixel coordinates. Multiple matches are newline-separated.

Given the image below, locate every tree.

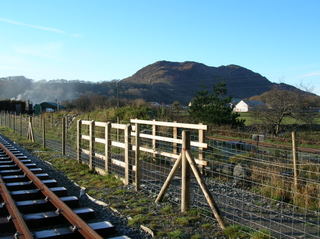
left=253, top=88, right=317, bottom=135
left=188, top=82, right=244, bottom=126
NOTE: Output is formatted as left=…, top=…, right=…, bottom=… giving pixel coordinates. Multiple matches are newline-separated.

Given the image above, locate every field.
left=1, top=110, right=320, bottom=238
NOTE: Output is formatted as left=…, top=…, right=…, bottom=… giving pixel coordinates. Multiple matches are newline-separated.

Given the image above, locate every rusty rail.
left=0, top=174, right=33, bottom=239
left=0, top=143, right=103, bottom=239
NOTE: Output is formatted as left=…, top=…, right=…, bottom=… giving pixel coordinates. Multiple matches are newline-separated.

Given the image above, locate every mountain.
left=0, top=61, right=316, bottom=105
left=121, top=61, right=303, bottom=104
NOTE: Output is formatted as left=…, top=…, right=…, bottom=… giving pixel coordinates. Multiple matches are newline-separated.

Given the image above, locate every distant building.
left=0, top=100, right=32, bottom=114
left=233, top=100, right=264, bottom=112
left=34, top=102, right=65, bottom=115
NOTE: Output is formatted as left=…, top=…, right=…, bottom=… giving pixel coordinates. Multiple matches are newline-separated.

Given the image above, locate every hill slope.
left=121, top=61, right=288, bottom=104
left=0, top=61, right=314, bottom=105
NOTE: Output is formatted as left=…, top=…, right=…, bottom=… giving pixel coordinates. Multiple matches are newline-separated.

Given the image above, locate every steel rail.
left=0, top=143, right=103, bottom=239
left=0, top=174, right=33, bottom=239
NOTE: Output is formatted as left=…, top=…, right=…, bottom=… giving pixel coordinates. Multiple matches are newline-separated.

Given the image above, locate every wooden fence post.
left=13, top=113, right=16, bottom=132
left=9, top=113, right=12, bottom=129
left=135, top=123, right=141, bottom=191
left=62, top=117, right=66, bottom=155
left=40, top=114, right=43, bottom=129
left=185, top=150, right=226, bottom=229
left=89, top=120, right=95, bottom=170
left=173, top=121, right=178, bottom=155
left=42, top=115, right=46, bottom=148
left=181, top=130, right=191, bottom=212
left=199, top=123, right=205, bottom=173
left=105, top=122, right=111, bottom=174
left=77, top=120, right=82, bottom=163
left=27, top=116, right=34, bottom=142
left=20, top=114, right=22, bottom=136
left=124, top=124, right=132, bottom=185
left=292, top=131, right=298, bottom=191
left=152, top=119, right=156, bottom=159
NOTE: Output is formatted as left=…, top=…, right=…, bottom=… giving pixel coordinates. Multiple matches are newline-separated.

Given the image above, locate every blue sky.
left=0, top=0, right=319, bottom=93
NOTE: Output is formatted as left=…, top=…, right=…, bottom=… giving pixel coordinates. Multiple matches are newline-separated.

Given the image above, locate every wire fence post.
left=135, top=122, right=141, bottom=191
left=42, top=115, right=46, bottom=149
left=77, top=120, right=82, bottom=163
left=105, top=122, right=111, bottom=174
left=292, top=131, right=298, bottom=192
left=62, top=117, right=66, bottom=155
left=124, top=124, right=131, bottom=185
left=181, top=130, right=191, bottom=212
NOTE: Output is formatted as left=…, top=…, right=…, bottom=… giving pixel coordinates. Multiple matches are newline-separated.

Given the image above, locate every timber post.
left=181, top=130, right=191, bottom=212
left=42, top=115, right=46, bottom=148
left=152, top=119, right=156, bottom=160
left=89, top=120, right=95, bottom=170
left=198, top=123, right=205, bottom=173
left=135, top=122, right=141, bottom=191
left=19, top=114, right=22, bottom=136
left=124, top=124, right=132, bottom=185
left=76, top=120, right=82, bottom=163
left=173, top=121, right=178, bottom=154
left=105, top=122, right=111, bottom=174
left=62, top=117, right=66, bottom=155
left=292, top=131, right=298, bottom=192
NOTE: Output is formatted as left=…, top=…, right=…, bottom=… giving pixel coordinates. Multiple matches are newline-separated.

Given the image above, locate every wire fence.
left=0, top=111, right=320, bottom=238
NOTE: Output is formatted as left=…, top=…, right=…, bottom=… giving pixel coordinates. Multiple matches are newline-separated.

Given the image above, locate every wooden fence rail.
left=77, top=118, right=208, bottom=186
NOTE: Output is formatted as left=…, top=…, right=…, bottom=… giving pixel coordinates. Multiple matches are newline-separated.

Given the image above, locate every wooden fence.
left=77, top=119, right=208, bottom=189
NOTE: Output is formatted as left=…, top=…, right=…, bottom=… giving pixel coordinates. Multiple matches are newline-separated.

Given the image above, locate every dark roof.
left=39, top=102, right=65, bottom=109
left=231, top=98, right=242, bottom=104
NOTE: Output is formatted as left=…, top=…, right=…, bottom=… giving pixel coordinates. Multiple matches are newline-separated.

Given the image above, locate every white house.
left=233, top=100, right=264, bottom=112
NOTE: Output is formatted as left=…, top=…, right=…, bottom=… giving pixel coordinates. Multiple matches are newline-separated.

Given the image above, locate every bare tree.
left=253, top=88, right=316, bottom=135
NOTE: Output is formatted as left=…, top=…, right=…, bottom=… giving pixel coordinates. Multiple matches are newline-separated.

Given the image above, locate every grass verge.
left=0, top=126, right=226, bottom=239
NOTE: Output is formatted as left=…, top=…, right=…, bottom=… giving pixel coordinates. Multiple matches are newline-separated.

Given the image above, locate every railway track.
left=0, top=137, right=129, bottom=239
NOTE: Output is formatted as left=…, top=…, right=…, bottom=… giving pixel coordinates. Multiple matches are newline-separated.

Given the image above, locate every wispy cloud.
left=300, top=72, right=320, bottom=78
left=0, top=17, right=80, bottom=37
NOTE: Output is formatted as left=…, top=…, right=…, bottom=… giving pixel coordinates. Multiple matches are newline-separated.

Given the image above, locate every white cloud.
left=0, top=17, right=80, bottom=37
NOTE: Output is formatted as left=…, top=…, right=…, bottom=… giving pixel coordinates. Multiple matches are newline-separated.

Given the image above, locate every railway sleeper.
left=0, top=159, right=32, bottom=165
left=0, top=207, right=95, bottom=233
left=10, top=186, right=68, bottom=200
left=0, top=221, right=118, bottom=239
left=33, top=221, right=118, bottom=239
left=0, top=196, right=79, bottom=214
left=0, top=167, right=43, bottom=176
left=0, top=163, right=37, bottom=169
left=5, top=179, right=57, bottom=191
left=1, top=173, right=50, bottom=182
